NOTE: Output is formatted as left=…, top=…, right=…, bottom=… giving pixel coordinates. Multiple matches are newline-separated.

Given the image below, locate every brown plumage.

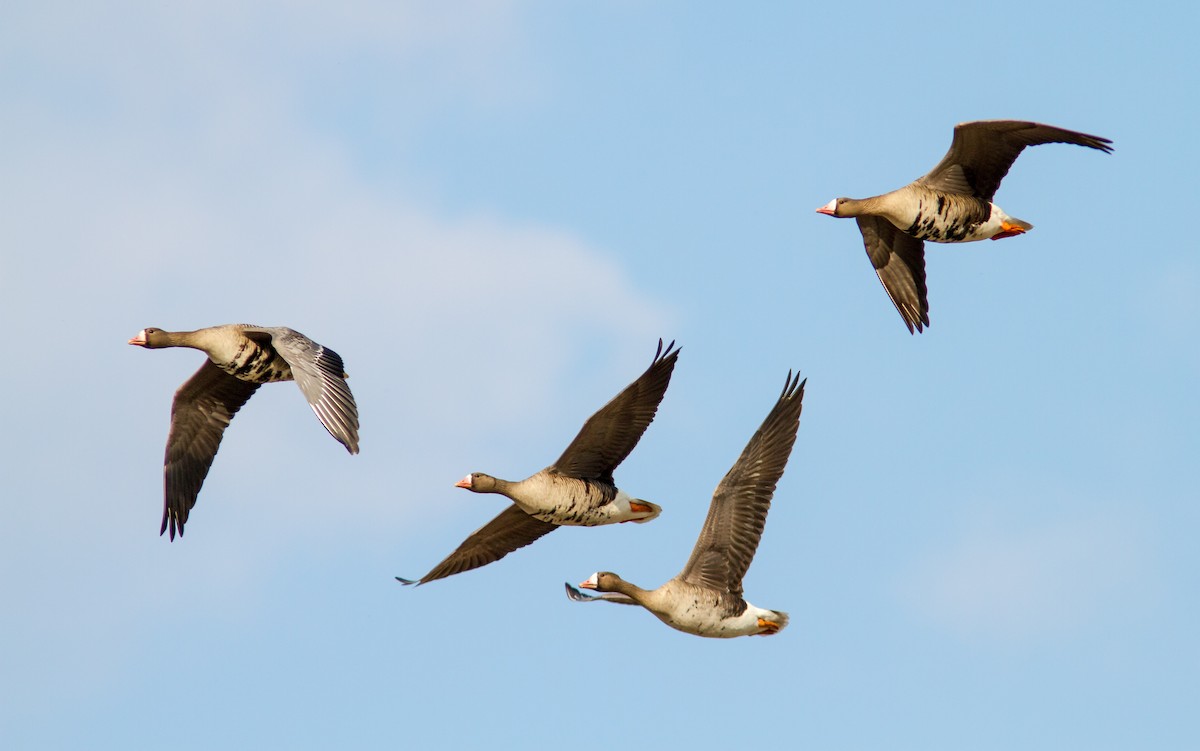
left=567, top=371, right=805, bottom=638
left=129, top=324, right=359, bottom=539
left=818, top=120, right=1113, bottom=333
left=398, top=339, right=680, bottom=585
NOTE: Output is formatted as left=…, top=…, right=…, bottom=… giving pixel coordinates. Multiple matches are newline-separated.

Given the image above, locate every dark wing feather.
left=678, top=372, right=805, bottom=594
left=398, top=505, right=559, bottom=585
left=162, top=361, right=260, bottom=539
left=250, top=327, right=360, bottom=454
left=857, top=216, right=930, bottom=334
left=919, top=120, right=1113, bottom=202
left=549, top=339, right=680, bottom=480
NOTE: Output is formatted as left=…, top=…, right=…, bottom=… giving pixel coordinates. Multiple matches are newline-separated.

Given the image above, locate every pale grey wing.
left=920, top=120, right=1114, bottom=202
left=253, top=327, right=359, bottom=454
left=563, top=582, right=638, bottom=605
left=162, top=361, right=260, bottom=539
left=550, top=339, right=680, bottom=481
left=857, top=216, right=930, bottom=334
left=678, top=372, right=805, bottom=595
left=397, top=505, right=559, bottom=585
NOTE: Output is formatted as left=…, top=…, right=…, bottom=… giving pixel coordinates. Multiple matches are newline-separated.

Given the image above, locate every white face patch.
left=817, top=198, right=838, bottom=215
left=460, top=474, right=472, bottom=487
left=584, top=572, right=599, bottom=588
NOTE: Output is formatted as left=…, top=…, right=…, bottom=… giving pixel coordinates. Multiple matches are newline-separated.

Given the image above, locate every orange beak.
left=128, top=333, right=147, bottom=346
left=454, top=478, right=471, bottom=489
left=579, top=580, right=597, bottom=590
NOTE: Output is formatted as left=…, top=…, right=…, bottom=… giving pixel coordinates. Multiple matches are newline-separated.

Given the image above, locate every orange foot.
left=991, top=221, right=1029, bottom=241
left=629, top=501, right=655, bottom=514
left=757, top=618, right=782, bottom=634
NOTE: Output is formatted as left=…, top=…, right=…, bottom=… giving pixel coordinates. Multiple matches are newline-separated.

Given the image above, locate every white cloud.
left=0, top=0, right=671, bottom=568
left=1, top=0, right=670, bottom=420
left=0, top=6, right=676, bottom=720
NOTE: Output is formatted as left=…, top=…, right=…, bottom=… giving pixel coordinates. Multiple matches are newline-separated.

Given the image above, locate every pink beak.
left=454, top=476, right=472, bottom=489
left=128, top=332, right=147, bottom=346
left=578, top=579, right=596, bottom=590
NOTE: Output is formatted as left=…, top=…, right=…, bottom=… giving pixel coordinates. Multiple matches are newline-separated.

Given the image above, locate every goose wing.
left=247, top=327, right=360, bottom=454
left=550, top=339, right=679, bottom=480
left=162, top=361, right=260, bottom=539
left=857, top=215, right=930, bottom=334
left=678, top=372, right=805, bottom=594
left=397, top=505, right=559, bottom=585
left=919, top=120, right=1113, bottom=202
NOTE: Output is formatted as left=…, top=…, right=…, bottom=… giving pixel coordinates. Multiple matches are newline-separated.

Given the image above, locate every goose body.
left=129, top=324, right=359, bottom=539
left=817, top=119, right=1113, bottom=333
left=458, top=472, right=657, bottom=527
left=569, top=574, right=790, bottom=638
left=398, top=339, right=679, bottom=585
left=821, top=188, right=1029, bottom=245
left=567, top=370, right=805, bottom=639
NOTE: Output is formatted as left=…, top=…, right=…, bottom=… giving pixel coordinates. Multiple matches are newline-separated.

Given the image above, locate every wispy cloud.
left=897, top=510, right=1153, bottom=643
left=0, top=0, right=671, bottom=686
left=1, top=0, right=670, bottom=414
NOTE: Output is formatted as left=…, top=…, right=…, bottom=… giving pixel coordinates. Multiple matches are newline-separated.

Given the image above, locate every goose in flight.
left=129, top=324, right=358, bottom=539
left=817, top=120, right=1112, bottom=332
left=566, top=370, right=804, bottom=638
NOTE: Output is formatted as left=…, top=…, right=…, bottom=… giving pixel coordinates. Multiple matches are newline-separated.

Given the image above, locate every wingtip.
left=395, top=576, right=420, bottom=586
left=563, top=581, right=588, bottom=601
left=160, top=514, right=182, bottom=541
left=903, top=312, right=929, bottom=335
left=780, top=370, right=807, bottom=399
left=654, top=337, right=681, bottom=362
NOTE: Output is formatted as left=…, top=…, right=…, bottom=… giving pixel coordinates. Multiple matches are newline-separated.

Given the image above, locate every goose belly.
left=530, top=499, right=619, bottom=526
left=903, top=195, right=998, bottom=243
left=653, top=598, right=757, bottom=638
left=520, top=477, right=618, bottom=526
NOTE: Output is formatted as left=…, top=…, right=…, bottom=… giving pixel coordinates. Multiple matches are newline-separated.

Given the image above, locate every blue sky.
left=2, top=1, right=1196, bottom=748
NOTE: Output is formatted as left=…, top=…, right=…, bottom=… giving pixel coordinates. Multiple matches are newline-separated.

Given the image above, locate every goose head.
left=127, top=327, right=166, bottom=348
left=455, top=472, right=498, bottom=492
left=815, top=197, right=853, bottom=217
left=579, top=571, right=623, bottom=592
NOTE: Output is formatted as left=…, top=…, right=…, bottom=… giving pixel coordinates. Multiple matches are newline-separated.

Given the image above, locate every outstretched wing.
left=248, top=327, right=360, bottom=454
left=397, top=505, right=559, bottom=585
left=920, top=120, right=1113, bottom=202
left=550, top=339, right=680, bottom=480
left=857, top=215, right=930, bottom=334
left=162, top=361, right=260, bottom=539
left=678, top=372, right=805, bottom=595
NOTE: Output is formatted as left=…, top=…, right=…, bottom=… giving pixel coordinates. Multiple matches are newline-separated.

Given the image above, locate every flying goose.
left=398, top=339, right=679, bottom=585
left=129, top=324, right=359, bottom=539
left=566, top=370, right=804, bottom=638
left=817, top=120, right=1113, bottom=333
